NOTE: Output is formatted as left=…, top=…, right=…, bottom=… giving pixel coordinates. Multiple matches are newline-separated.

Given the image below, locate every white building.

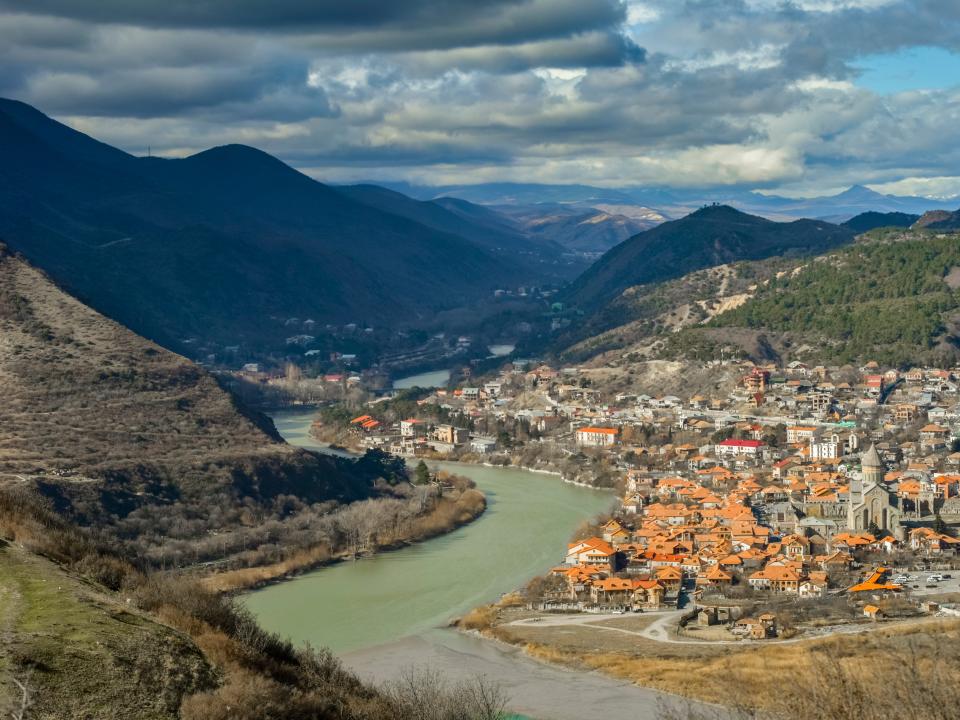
left=575, top=427, right=619, bottom=447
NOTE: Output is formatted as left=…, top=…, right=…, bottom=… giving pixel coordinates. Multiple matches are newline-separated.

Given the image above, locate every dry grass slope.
left=0, top=243, right=370, bottom=564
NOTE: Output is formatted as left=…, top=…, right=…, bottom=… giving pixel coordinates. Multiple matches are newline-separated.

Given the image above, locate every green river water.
left=244, top=409, right=614, bottom=655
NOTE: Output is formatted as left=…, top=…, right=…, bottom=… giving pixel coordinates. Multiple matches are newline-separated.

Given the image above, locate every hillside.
left=562, top=205, right=855, bottom=312
left=556, top=225, right=960, bottom=368
left=555, top=257, right=793, bottom=364
left=0, top=486, right=497, bottom=720
left=842, top=211, right=920, bottom=233
left=336, top=185, right=530, bottom=253
left=495, top=203, right=659, bottom=255
left=0, top=243, right=398, bottom=565
left=0, top=539, right=214, bottom=719
left=915, top=207, right=960, bottom=230
left=0, top=98, right=524, bottom=353
left=702, top=228, right=960, bottom=365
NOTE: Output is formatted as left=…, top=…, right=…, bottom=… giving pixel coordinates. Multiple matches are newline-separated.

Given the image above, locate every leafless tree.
left=384, top=667, right=508, bottom=720
left=9, top=675, right=31, bottom=720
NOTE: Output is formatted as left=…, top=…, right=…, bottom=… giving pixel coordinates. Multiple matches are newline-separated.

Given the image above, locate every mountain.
left=563, top=205, right=855, bottom=311
left=0, top=242, right=392, bottom=564
left=376, top=180, right=959, bottom=223
left=335, top=184, right=567, bottom=262
left=759, top=185, right=956, bottom=222
left=703, top=227, right=960, bottom=366
left=494, top=203, right=662, bottom=255
left=0, top=98, right=525, bottom=353
left=915, top=208, right=960, bottom=230
left=842, top=211, right=920, bottom=233
left=392, top=181, right=640, bottom=206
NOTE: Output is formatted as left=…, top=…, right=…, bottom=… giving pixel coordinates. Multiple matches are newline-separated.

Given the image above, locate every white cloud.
left=791, top=76, right=857, bottom=92
left=665, top=44, right=784, bottom=72
left=625, top=1, right=660, bottom=25
left=745, top=0, right=898, bottom=10
left=869, top=176, right=960, bottom=199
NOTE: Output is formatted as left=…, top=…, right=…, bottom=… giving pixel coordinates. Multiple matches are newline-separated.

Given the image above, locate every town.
left=305, top=357, right=960, bottom=642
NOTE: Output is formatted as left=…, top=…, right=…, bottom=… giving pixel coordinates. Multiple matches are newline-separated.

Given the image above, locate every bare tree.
left=9, top=675, right=31, bottom=720
left=384, top=666, right=508, bottom=720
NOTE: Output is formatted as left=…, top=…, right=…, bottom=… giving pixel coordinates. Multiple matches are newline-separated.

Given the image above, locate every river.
left=393, top=368, right=451, bottom=389
left=247, top=409, right=614, bottom=654
left=391, top=345, right=514, bottom=389
left=246, top=409, right=682, bottom=719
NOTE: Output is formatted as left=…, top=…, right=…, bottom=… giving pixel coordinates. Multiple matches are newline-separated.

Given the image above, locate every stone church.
left=847, top=443, right=903, bottom=538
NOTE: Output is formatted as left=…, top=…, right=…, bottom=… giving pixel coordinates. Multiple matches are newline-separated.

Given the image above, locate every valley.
left=3, top=12, right=960, bottom=716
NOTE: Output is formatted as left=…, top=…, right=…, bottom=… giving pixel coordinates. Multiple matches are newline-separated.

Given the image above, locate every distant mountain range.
left=379, top=180, right=959, bottom=225
left=0, top=98, right=546, bottom=353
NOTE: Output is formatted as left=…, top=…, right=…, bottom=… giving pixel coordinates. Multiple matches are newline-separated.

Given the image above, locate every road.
left=506, top=608, right=941, bottom=646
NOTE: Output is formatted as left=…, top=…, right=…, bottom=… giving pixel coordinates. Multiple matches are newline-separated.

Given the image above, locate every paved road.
left=506, top=609, right=939, bottom=646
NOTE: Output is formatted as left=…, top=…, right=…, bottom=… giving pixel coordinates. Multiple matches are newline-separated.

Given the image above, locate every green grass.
left=0, top=543, right=214, bottom=719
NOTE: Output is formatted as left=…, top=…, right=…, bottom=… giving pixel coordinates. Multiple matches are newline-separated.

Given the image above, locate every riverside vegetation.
left=0, top=486, right=503, bottom=720
left=0, top=245, right=495, bottom=718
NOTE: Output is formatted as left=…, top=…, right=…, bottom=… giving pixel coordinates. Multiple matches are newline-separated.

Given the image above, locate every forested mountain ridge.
left=562, top=205, right=855, bottom=312
left=842, top=210, right=920, bottom=233
left=704, top=228, right=960, bottom=365
left=0, top=98, right=524, bottom=353
left=554, top=226, right=960, bottom=368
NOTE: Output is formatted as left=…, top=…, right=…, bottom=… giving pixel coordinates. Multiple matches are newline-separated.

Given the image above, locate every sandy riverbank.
left=341, top=629, right=702, bottom=720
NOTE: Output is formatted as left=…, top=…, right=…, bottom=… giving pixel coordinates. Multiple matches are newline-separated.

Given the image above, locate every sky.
left=1, top=0, right=959, bottom=196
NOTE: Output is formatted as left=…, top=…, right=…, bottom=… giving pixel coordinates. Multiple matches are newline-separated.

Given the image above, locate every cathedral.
left=847, top=443, right=903, bottom=538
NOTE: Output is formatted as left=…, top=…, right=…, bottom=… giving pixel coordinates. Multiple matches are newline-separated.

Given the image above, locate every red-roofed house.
left=715, top=439, right=765, bottom=457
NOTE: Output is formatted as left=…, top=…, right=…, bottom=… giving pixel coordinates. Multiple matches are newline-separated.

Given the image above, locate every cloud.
left=0, top=0, right=958, bottom=193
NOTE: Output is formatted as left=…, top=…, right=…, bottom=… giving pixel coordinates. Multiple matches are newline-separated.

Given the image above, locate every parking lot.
left=890, top=568, right=960, bottom=597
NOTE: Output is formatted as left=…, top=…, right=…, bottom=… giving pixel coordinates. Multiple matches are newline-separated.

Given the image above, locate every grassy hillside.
left=0, top=487, right=503, bottom=720
left=707, top=229, right=960, bottom=365
left=0, top=540, right=213, bottom=720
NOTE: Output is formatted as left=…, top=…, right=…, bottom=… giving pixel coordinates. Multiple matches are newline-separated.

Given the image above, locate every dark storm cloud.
left=0, top=0, right=630, bottom=51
